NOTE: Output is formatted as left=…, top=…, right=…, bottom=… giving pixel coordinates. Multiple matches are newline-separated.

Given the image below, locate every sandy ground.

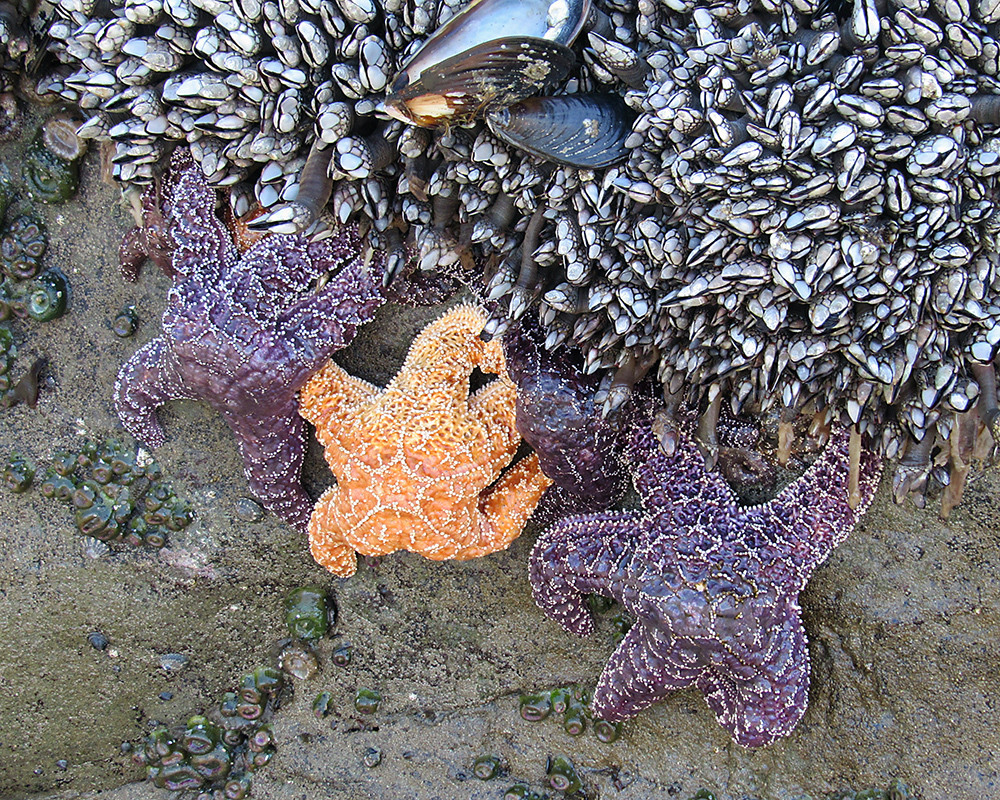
left=0, top=113, right=998, bottom=800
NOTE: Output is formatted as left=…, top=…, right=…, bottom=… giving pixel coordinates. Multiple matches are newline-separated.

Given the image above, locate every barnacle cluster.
left=37, top=0, right=460, bottom=218
left=39, top=0, right=1000, bottom=514
left=596, top=0, right=1000, bottom=516
left=0, top=0, right=57, bottom=131
left=134, top=666, right=283, bottom=798
left=34, top=437, right=193, bottom=547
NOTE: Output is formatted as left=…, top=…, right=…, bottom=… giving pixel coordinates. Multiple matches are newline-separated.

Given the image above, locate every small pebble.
left=159, top=691, right=173, bottom=701
left=234, top=496, right=264, bottom=522
left=55, top=759, right=68, bottom=770
left=362, top=747, right=382, bottom=768
left=87, top=631, right=109, bottom=650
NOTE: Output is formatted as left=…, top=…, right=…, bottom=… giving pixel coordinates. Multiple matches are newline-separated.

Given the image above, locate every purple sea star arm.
left=504, top=316, right=627, bottom=515
left=529, top=511, right=646, bottom=637
left=170, top=162, right=235, bottom=283
left=114, top=150, right=384, bottom=537
left=629, top=409, right=741, bottom=520
left=113, top=336, right=197, bottom=448
left=223, top=406, right=312, bottom=535
left=591, top=624, right=702, bottom=720
left=751, top=426, right=883, bottom=587
left=279, top=257, right=385, bottom=366
left=529, top=405, right=877, bottom=747
left=530, top=484, right=618, bottom=531
left=697, top=600, right=811, bottom=748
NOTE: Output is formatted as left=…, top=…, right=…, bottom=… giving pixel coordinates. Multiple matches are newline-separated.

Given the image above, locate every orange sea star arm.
left=308, top=484, right=361, bottom=578
left=467, top=375, right=522, bottom=479
left=300, top=360, right=380, bottom=449
left=455, top=453, right=553, bottom=560
left=392, top=305, right=498, bottom=405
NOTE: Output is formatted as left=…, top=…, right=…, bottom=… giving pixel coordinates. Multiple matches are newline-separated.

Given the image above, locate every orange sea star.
left=300, top=304, right=553, bottom=577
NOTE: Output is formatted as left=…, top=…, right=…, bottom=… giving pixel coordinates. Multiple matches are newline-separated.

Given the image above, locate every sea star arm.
left=453, top=452, right=552, bottom=560
left=169, top=159, right=234, bottom=282
left=279, top=255, right=385, bottom=367
left=529, top=483, right=621, bottom=530
left=393, top=305, right=500, bottom=405
left=308, top=484, right=360, bottom=577
left=113, top=337, right=197, bottom=448
left=591, top=624, right=703, bottom=721
left=467, top=376, right=522, bottom=480
left=223, top=406, right=313, bottom=535
left=629, top=410, right=741, bottom=517
left=696, top=602, right=811, bottom=748
left=299, top=361, right=380, bottom=449
left=529, top=511, right=645, bottom=637
left=119, top=227, right=146, bottom=283
left=755, top=426, right=882, bottom=583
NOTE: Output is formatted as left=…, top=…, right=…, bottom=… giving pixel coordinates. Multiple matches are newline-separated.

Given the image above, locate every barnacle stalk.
left=694, top=393, right=723, bottom=471
left=969, top=95, right=1000, bottom=125
left=848, top=427, right=863, bottom=510
left=892, top=433, right=935, bottom=507
left=267, top=139, right=335, bottom=234
left=507, top=207, right=546, bottom=322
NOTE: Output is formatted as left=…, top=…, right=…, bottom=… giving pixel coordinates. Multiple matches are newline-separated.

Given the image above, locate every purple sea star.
left=114, top=149, right=384, bottom=534
left=502, top=316, right=627, bottom=529
left=529, top=403, right=883, bottom=747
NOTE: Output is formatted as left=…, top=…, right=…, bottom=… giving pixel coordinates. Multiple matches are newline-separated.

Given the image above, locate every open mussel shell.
left=486, top=93, right=633, bottom=169
left=392, top=0, right=591, bottom=91
left=385, top=36, right=576, bottom=128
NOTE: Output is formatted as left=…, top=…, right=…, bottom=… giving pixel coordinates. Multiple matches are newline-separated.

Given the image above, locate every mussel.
left=385, top=36, right=576, bottom=128
left=486, top=93, right=633, bottom=169
left=388, top=0, right=590, bottom=96
left=385, top=0, right=596, bottom=127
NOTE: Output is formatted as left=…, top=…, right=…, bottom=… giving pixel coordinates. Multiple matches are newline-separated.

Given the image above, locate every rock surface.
left=0, top=125, right=999, bottom=800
